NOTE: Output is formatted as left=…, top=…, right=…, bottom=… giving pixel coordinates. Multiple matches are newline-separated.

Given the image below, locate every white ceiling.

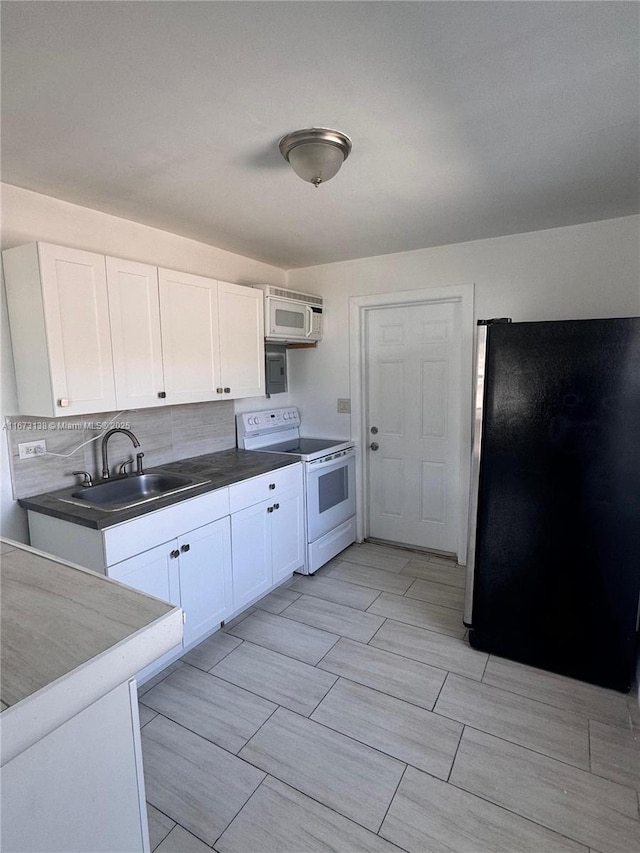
left=2, top=1, right=638, bottom=269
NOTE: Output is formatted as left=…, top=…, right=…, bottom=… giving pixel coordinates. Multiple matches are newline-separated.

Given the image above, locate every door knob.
left=370, top=442, right=379, bottom=451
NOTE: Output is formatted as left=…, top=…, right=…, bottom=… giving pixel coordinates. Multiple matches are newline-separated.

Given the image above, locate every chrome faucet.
left=101, top=428, right=141, bottom=480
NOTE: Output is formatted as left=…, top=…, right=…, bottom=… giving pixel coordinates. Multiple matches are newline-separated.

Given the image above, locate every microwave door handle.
left=305, top=305, right=314, bottom=337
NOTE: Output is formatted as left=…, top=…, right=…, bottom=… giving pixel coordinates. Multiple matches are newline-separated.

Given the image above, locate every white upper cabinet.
left=159, top=268, right=221, bottom=404
left=3, top=242, right=266, bottom=416
left=2, top=242, right=116, bottom=417
left=106, top=257, right=166, bottom=409
left=217, top=281, right=265, bottom=399
left=159, top=269, right=265, bottom=404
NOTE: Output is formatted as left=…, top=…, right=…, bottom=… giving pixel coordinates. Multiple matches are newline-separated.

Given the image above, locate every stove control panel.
left=238, top=407, right=300, bottom=437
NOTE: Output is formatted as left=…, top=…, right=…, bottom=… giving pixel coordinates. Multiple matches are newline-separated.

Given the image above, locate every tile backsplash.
left=5, top=400, right=236, bottom=499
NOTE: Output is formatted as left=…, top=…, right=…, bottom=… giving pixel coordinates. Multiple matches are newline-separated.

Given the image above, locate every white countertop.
left=0, top=538, right=183, bottom=764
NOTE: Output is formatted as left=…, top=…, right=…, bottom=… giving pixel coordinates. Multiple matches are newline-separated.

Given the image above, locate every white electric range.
left=236, top=408, right=356, bottom=574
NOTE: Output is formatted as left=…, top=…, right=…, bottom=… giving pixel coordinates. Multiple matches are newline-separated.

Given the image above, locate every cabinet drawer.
left=104, top=488, right=229, bottom=566
left=229, top=463, right=303, bottom=513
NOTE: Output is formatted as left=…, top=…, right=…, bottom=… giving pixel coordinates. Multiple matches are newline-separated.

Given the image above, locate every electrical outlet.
left=18, top=440, right=47, bottom=459
left=337, top=398, right=351, bottom=414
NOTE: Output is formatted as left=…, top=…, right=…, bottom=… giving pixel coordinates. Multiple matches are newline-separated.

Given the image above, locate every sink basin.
left=59, top=472, right=210, bottom=511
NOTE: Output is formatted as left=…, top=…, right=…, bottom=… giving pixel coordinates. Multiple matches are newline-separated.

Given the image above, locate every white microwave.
left=253, top=285, right=323, bottom=343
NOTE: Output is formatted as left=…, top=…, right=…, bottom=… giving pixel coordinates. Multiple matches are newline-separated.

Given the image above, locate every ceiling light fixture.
left=279, top=127, right=352, bottom=188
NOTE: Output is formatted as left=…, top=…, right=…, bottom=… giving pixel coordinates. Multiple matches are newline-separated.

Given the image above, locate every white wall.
left=287, top=215, right=640, bottom=438
left=0, top=184, right=287, bottom=542
left=0, top=184, right=287, bottom=285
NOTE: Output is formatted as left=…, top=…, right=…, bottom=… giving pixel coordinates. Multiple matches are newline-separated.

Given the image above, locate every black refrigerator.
left=464, top=317, right=640, bottom=692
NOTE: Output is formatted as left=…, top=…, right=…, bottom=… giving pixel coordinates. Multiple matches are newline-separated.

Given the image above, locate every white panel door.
left=158, top=268, right=221, bottom=404
left=217, top=281, right=265, bottom=398
left=366, top=300, right=462, bottom=554
left=38, top=243, right=116, bottom=416
left=106, top=257, right=165, bottom=409
left=178, top=517, right=232, bottom=646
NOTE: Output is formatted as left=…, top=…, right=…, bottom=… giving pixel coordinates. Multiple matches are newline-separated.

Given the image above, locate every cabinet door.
left=217, top=281, right=265, bottom=399
left=3, top=243, right=116, bottom=417
left=158, top=268, right=221, bottom=404
left=106, top=257, right=165, bottom=409
left=231, top=500, right=272, bottom=611
left=38, top=243, right=116, bottom=416
left=178, top=517, right=232, bottom=646
left=108, top=542, right=180, bottom=607
left=108, top=544, right=182, bottom=678
left=271, top=486, right=306, bottom=582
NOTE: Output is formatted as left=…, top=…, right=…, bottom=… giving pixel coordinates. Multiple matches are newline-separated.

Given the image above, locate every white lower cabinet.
left=108, top=542, right=180, bottom=610
left=231, top=501, right=273, bottom=610
left=230, top=464, right=305, bottom=611
left=108, top=517, right=232, bottom=651
left=271, top=485, right=306, bottom=583
left=28, top=490, right=232, bottom=679
left=26, top=464, right=304, bottom=677
left=177, top=518, right=232, bottom=645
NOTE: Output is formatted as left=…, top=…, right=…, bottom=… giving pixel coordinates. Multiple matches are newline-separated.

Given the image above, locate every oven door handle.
left=308, top=450, right=355, bottom=471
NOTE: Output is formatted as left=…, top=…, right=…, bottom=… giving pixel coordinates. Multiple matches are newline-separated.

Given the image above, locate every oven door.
left=306, top=451, right=356, bottom=542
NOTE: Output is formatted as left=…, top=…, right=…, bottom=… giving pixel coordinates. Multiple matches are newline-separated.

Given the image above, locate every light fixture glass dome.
left=279, top=128, right=352, bottom=187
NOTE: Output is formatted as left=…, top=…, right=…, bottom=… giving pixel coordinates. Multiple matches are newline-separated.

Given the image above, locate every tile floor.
left=138, top=542, right=640, bottom=853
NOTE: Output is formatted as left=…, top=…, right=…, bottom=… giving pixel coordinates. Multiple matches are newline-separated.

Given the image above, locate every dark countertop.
left=19, top=448, right=299, bottom=530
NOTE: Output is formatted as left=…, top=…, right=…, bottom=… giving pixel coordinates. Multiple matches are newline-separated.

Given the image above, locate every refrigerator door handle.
left=464, top=322, right=489, bottom=626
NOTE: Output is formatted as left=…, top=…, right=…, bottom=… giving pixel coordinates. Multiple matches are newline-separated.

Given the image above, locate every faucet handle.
left=72, top=471, right=93, bottom=488
left=119, top=458, right=134, bottom=476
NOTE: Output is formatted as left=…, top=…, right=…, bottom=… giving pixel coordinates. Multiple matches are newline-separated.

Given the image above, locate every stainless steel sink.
left=58, top=472, right=211, bottom=511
